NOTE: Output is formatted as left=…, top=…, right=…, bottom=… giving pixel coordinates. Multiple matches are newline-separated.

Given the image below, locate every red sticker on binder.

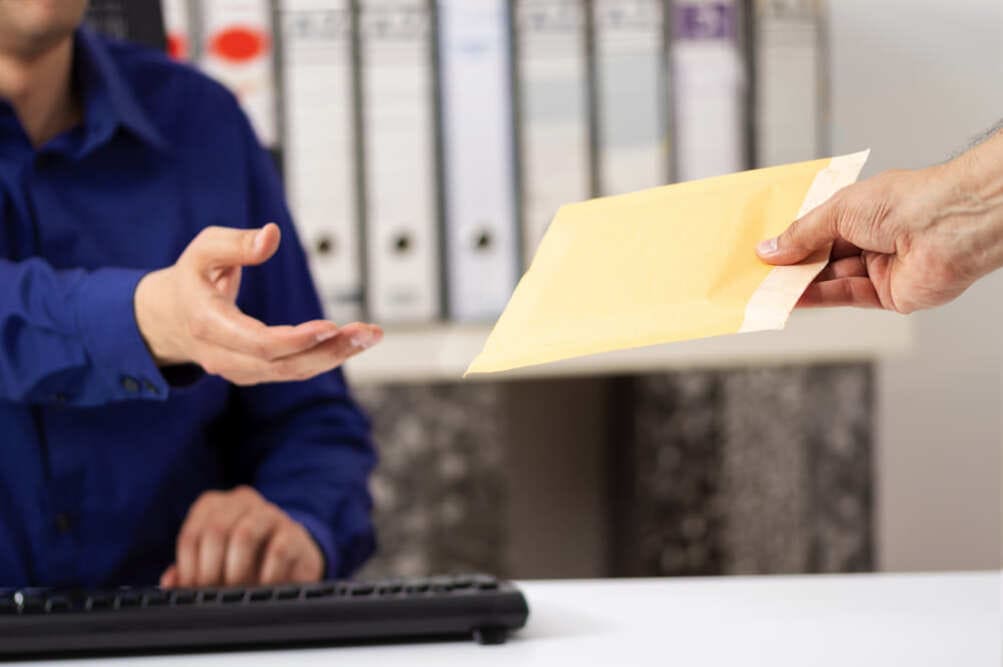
left=166, top=33, right=189, bottom=60
left=209, top=26, right=270, bottom=63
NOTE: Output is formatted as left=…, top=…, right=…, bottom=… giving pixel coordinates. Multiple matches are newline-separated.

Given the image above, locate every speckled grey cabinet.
left=351, top=363, right=874, bottom=579
left=610, top=364, right=874, bottom=576
left=353, top=383, right=509, bottom=578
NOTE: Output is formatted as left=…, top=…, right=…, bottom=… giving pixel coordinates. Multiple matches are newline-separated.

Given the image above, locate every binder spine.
left=430, top=0, right=449, bottom=319
left=269, top=0, right=287, bottom=172
left=198, top=0, right=281, bottom=148
left=751, top=0, right=827, bottom=167
left=359, top=0, right=441, bottom=323
left=508, top=0, right=526, bottom=274
left=514, top=0, right=592, bottom=266
left=438, top=0, right=520, bottom=322
left=671, top=0, right=746, bottom=181
left=592, top=0, right=669, bottom=196
left=351, top=0, right=368, bottom=319
left=161, top=0, right=193, bottom=59
left=279, top=0, right=363, bottom=323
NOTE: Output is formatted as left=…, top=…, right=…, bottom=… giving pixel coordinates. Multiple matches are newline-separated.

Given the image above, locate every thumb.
left=184, top=223, right=281, bottom=272
left=757, top=199, right=840, bottom=266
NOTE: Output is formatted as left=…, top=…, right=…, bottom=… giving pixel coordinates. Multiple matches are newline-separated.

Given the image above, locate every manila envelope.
left=466, top=151, right=870, bottom=376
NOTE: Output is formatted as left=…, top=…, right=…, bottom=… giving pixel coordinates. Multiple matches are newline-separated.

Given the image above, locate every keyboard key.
left=304, top=585, right=335, bottom=599
left=171, top=591, right=196, bottom=605
left=274, top=587, right=300, bottom=601
left=45, top=596, right=72, bottom=613
left=86, top=594, right=114, bottom=611
left=221, top=590, right=245, bottom=603
left=13, top=589, right=49, bottom=614
left=348, top=584, right=374, bottom=597
left=199, top=590, right=219, bottom=603
left=142, top=591, right=169, bottom=607
left=247, top=589, right=272, bottom=602
left=116, top=592, right=141, bottom=608
left=21, top=598, right=46, bottom=613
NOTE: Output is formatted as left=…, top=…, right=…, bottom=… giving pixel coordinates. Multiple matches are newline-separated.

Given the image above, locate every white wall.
left=828, top=0, right=1003, bottom=571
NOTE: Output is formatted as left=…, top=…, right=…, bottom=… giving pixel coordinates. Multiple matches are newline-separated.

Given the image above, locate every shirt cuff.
left=74, top=267, right=168, bottom=402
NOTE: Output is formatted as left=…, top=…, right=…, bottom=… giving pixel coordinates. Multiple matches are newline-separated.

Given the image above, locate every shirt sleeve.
left=0, top=258, right=168, bottom=407
left=223, top=111, right=377, bottom=579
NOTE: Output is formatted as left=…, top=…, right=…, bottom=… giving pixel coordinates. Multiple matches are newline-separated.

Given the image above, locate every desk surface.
left=28, top=571, right=1001, bottom=667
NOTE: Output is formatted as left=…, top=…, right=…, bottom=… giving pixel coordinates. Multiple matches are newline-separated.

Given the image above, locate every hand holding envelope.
left=467, top=151, right=870, bottom=376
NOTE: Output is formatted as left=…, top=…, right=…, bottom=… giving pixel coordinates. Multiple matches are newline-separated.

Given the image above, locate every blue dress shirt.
left=0, top=28, right=376, bottom=587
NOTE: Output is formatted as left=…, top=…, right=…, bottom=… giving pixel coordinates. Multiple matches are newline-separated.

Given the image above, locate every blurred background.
left=86, top=0, right=1001, bottom=578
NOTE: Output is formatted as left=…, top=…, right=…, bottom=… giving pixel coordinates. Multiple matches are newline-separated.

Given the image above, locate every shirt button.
left=142, top=379, right=160, bottom=395
left=54, top=513, right=72, bottom=535
left=121, top=376, right=140, bottom=393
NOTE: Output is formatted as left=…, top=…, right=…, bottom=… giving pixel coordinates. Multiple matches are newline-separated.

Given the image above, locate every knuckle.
left=837, top=280, right=855, bottom=303
left=203, top=521, right=229, bottom=542
left=856, top=207, right=889, bottom=243
left=269, top=534, right=294, bottom=562
left=782, top=218, right=807, bottom=245
left=202, top=489, right=223, bottom=504
left=254, top=340, right=274, bottom=360
left=193, top=227, right=216, bottom=245
left=177, top=529, right=198, bottom=550
left=269, top=359, right=295, bottom=381
left=190, top=493, right=214, bottom=513
left=231, top=522, right=259, bottom=547
left=269, top=542, right=289, bottom=563
left=235, top=485, right=261, bottom=502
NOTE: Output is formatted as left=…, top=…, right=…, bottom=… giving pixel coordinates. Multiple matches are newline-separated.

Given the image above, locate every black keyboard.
left=0, top=574, right=529, bottom=659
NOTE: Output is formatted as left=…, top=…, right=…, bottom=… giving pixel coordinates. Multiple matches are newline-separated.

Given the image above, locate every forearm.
left=942, top=126, right=1003, bottom=278
left=0, top=258, right=166, bottom=405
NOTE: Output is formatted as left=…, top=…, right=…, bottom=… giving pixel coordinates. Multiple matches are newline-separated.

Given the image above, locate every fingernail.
left=350, top=330, right=379, bottom=350
left=315, top=330, right=338, bottom=344
left=757, top=237, right=779, bottom=256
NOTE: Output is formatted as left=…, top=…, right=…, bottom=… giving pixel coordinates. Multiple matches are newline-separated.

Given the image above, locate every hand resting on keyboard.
left=160, top=485, right=324, bottom=588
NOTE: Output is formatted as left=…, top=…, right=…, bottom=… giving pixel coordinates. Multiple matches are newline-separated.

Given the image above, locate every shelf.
left=343, top=308, right=913, bottom=386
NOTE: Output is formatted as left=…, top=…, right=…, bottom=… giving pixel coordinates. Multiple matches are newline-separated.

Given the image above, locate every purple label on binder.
left=674, top=2, right=736, bottom=41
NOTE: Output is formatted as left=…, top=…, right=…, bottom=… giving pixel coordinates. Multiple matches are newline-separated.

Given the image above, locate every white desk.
left=29, top=572, right=1001, bottom=667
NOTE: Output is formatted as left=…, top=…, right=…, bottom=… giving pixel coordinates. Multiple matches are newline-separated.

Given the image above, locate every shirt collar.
left=74, top=26, right=167, bottom=154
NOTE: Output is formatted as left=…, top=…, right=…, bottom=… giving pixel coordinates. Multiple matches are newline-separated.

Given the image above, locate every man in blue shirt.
left=0, top=1, right=383, bottom=588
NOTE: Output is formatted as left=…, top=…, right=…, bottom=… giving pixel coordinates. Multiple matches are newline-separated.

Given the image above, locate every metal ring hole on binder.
left=393, top=233, right=413, bottom=254
left=316, top=236, right=336, bottom=256
left=473, top=230, right=493, bottom=252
